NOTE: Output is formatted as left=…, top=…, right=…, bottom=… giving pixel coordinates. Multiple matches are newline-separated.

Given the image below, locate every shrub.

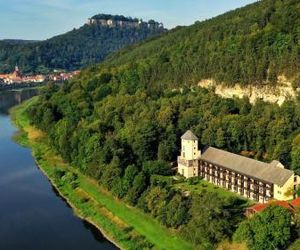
left=80, top=197, right=90, bottom=203
left=71, top=181, right=79, bottom=189
left=53, top=169, right=66, bottom=180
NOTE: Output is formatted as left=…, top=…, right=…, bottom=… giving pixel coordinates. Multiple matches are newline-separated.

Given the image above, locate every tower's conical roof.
left=181, top=130, right=198, bottom=140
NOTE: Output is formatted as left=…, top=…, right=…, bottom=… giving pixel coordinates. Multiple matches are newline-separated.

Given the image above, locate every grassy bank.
left=11, top=98, right=195, bottom=250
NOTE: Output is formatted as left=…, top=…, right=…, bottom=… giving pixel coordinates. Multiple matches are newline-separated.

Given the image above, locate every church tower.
left=178, top=130, right=201, bottom=178
left=12, top=65, right=22, bottom=78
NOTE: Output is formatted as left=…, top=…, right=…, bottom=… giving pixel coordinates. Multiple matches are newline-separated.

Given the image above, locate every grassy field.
left=174, top=178, right=253, bottom=208
left=11, top=98, right=195, bottom=250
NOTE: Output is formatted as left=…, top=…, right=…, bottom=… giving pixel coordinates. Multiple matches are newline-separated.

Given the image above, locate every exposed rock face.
left=198, top=76, right=299, bottom=106
left=86, top=15, right=164, bottom=30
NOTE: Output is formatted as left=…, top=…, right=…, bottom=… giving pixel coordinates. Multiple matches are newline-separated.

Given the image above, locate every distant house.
left=245, top=201, right=294, bottom=217
left=178, top=130, right=299, bottom=203
left=246, top=197, right=300, bottom=217
left=290, top=197, right=300, bottom=209
left=0, top=74, right=9, bottom=79
left=0, top=66, right=79, bottom=85
left=3, top=66, right=23, bottom=84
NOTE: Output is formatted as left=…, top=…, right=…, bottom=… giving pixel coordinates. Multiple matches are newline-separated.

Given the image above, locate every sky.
left=0, top=0, right=256, bottom=40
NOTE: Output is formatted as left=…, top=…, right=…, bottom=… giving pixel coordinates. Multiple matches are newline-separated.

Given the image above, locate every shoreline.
left=34, top=159, right=122, bottom=250
left=11, top=97, right=195, bottom=250
left=0, top=83, right=46, bottom=92
left=10, top=98, right=124, bottom=250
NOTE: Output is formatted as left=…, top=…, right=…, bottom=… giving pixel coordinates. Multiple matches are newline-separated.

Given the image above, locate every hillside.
left=93, top=0, right=299, bottom=90
left=24, top=0, right=300, bottom=249
left=0, top=14, right=165, bottom=74
left=0, top=39, right=39, bottom=45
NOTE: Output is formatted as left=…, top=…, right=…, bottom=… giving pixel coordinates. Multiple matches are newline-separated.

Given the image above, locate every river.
left=0, top=89, right=118, bottom=250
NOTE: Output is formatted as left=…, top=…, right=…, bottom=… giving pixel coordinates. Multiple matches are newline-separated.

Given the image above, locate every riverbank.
left=0, top=82, right=46, bottom=92
left=11, top=97, right=194, bottom=250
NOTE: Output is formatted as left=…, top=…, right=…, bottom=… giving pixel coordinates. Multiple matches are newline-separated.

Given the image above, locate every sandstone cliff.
left=198, top=76, right=299, bottom=106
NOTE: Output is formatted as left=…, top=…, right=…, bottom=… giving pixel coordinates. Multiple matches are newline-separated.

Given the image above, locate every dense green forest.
left=100, top=0, right=300, bottom=88
left=25, top=0, right=300, bottom=249
left=27, top=76, right=300, bottom=248
left=0, top=16, right=165, bottom=74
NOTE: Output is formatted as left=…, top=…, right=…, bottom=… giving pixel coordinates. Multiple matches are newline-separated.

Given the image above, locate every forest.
left=25, top=0, right=300, bottom=248
left=100, top=0, right=300, bottom=88
left=26, top=71, right=300, bottom=248
left=0, top=16, right=164, bottom=74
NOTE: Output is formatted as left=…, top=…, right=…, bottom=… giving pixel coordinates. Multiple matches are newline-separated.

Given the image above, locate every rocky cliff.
left=198, top=76, right=299, bottom=106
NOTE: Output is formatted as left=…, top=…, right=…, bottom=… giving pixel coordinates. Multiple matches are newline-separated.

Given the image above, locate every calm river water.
left=0, top=89, right=117, bottom=250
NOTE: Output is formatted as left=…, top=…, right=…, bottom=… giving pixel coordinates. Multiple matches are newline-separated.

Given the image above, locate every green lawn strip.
left=22, top=138, right=135, bottom=249
left=38, top=162, right=132, bottom=249
left=79, top=176, right=194, bottom=250
left=11, top=99, right=195, bottom=250
left=10, top=96, right=37, bottom=127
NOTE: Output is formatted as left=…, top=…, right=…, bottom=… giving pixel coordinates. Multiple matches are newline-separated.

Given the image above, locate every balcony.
left=266, top=190, right=273, bottom=197
left=178, top=157, right=194, bottom=167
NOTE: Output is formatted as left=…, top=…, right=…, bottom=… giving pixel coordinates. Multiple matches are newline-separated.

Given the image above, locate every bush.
left=62, top=172, right=78, bottom=182
left=142, top=160, right=173, bottom=176
left=174, top=174, right=186, bottom=184
left=150, top=175, right=173, bottom=187
left=71, top=181, right=79, bottom=189
left=80, top=197, right=90, bottom=203
left=123, top=226, right=134, bottom=234
left=53, top=169, right=66, bottom=180
left=233, top=205, right=293, bottom=250
left=187, top=177, right=201, bottom=185
left=131, top=235, right=154, bottom=250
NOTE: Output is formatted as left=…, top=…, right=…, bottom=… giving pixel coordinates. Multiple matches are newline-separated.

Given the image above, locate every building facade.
left=178, top=130, right=299, bottom=203
left=87, top=18, right=164, bottom=29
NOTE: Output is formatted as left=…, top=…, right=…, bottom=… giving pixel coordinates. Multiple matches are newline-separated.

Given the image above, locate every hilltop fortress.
left=86, top=14, right=164, bottom=29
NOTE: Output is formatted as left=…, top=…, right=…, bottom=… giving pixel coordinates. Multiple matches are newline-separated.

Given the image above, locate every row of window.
left=203, top=175, right=272, bottom=201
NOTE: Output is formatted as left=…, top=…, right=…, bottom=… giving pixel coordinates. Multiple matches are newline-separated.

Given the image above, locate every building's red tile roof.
left=275, top=201, right=294, bottom=211
left=290, top=197, right=300, bottom=208
left=248, top=201, right=294, bottom=213
left=249, top=203, right=268, bottom=212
